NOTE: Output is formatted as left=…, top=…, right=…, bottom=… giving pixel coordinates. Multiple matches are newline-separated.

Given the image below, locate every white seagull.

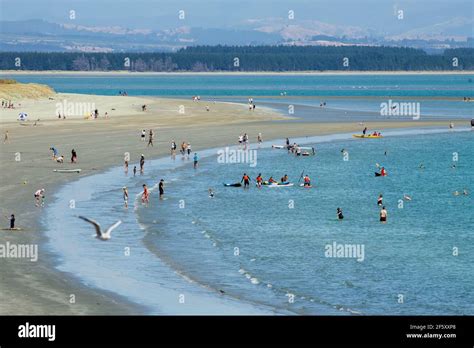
left=78, top=216, right=122, bottom=241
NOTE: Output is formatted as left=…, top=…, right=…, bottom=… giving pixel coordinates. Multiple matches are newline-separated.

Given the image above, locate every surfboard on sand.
left=1, top=227, right=23, bottom=231
left=53, top=169, right=82, bottom=173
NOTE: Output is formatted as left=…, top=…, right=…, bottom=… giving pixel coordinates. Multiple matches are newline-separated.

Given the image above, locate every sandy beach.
left=0, top=84, right=469, bottom=315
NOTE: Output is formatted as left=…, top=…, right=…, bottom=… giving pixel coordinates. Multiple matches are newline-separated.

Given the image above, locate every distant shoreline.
left=2, top=70, right=474, bottom=76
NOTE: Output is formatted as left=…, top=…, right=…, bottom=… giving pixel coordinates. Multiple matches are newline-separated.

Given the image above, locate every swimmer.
left=208, top=188, right=215, bottom=198
left=337, top=208, right=344, bottom=220
left=403, top=194, right=412, bottom=201
left=123, top=187, right=129, bottom=208
left=380, top=206, right=388, bottom=223
left=377, top=194, right=383, bottom=206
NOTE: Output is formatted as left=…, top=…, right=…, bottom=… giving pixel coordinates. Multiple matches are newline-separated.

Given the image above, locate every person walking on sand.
left=34, top=188, right=45, bottom=207
left=141, top=184, right=149, bottom=204
left=140, top=155, right=145, bottom=174
left=9, top=214, right=15, bottom=229
left=140, top=129, right=146, bottom=142
left=186, top=143, right=192, bottom=158
left=71, top=149, right=77, bottom=163
left=171, top=140, right=177, bottom=156
left=380, top=206, right=388, bottom=223
left=50, top=147, right=59, bottom=160
left=3, top=130, right=9, bottom=144
left=193, top=153, right=199, bottom=169
left=257, top=132, right=262, bottom=144
left=147, top=129, right=154, bottom=147
left=123, top=187, right=129, bottom=208
left=159, top=179, right=165, bottom=199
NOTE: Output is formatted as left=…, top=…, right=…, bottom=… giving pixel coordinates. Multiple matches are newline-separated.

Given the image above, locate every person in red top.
left=142, top=184, right=149, bottom=204
left=303, top=175, right=311, bottom=187
left=241, top=173, right=250, bottom=188
left=256, top=173, right=263, bottom=188
left=380, top=167, right=387, bottom=176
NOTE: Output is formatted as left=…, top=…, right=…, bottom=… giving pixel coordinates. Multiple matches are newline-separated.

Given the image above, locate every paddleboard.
left=267, top=183, right=294, bottom=187
left=54, top=169, right=82, bottom=173
left=223, top=183, right=242, bottom=187
left=272, top=145, right=285, bottom=149
left=299, top=183, right=313, bottom=188
left=1, top=228, right=22, bottom=231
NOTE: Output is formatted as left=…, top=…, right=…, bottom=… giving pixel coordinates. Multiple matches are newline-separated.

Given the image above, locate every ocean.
left=7, top=73, right=474, bottom=121
left=43, top=129, right=473, bottom=315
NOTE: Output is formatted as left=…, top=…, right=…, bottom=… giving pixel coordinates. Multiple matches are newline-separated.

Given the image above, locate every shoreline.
left=42, top=126, right=471, bottom=315
left=2, top=70, right=474, bottom=76
left=0, top=89, right=472, bottom=315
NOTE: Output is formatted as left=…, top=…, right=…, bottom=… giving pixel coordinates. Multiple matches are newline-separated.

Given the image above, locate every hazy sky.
left=1, top=0, right=472, bottom=34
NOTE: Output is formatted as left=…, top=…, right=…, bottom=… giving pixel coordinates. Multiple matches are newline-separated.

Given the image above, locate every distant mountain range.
left=0, top=19, right=472, bottom=53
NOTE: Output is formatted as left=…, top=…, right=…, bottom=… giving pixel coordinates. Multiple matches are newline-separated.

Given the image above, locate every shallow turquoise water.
left=138, top=131, right=473, bottom=314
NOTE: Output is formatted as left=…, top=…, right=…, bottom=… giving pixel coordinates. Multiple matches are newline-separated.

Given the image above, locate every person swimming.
left=208, top=188, right=215, bottom=198
left=337, top=208, right=344, bottom=220
left=377, top=194, right=383, bottom=206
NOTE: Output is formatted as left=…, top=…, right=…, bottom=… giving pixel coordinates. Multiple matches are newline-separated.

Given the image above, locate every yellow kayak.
left=352, top=134, right=383, bottom=138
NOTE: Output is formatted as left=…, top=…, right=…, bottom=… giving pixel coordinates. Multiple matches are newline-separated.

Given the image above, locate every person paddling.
left=303, top=175, right=311, bottom=187
left=256, top=173, right=263, bottom=188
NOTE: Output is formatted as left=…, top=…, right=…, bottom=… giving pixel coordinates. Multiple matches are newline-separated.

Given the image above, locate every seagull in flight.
left=78, top=216, right=122, bottom=241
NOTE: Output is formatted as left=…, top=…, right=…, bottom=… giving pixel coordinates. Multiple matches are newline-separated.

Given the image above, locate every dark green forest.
left=0, top=46, right=472, bottom=71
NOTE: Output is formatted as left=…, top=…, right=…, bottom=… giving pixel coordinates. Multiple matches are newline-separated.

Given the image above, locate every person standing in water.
left=380, top=206, right=388, bottom=223
left=257, top=133, right=262, bottom=144
left=123, top=187, right=129, bottom=208
left=193, top=153, right=199, bottom=169
left=124, top=160, right=129, bottom=174
left=241, top=173, right=250, bottom=188
left=256, top=173, right=263, bottom=188
left=133, top=166, right=137, bottom=177
left=142, top=184, right=149, bottom=204
left=147, top=129, right=154, bottom=147
left=34, top=189, right=45, bottom=207
left=140, top=155, right=145, bottom=174
left=337, top=208, right=344, bottom=220
left=159, top=179, right=165, bottom=199
left=377, top=194, right=383, bottom=206
left=171, top=140, right=177, bottom=156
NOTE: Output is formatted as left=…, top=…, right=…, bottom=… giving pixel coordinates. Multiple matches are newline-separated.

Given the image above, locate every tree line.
left=0, top=46, right=472, bottom=71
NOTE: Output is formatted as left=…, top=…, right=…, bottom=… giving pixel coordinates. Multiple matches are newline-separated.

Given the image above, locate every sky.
left=1, top=0, right=472, bottom=35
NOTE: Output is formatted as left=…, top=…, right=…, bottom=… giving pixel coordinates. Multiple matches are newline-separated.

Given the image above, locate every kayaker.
left=380, top=167, right=387, bottom=176
left=241, top=173, right=250, bottom=188
left=281, top=174, right=288, bottom=183
left=268, top=176, right=276, bottom=184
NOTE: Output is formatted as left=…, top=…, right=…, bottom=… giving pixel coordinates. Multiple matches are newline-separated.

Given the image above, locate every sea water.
left=43, top=129, right=474, bottom=314
left=7, top=73, right=474, bottom=120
